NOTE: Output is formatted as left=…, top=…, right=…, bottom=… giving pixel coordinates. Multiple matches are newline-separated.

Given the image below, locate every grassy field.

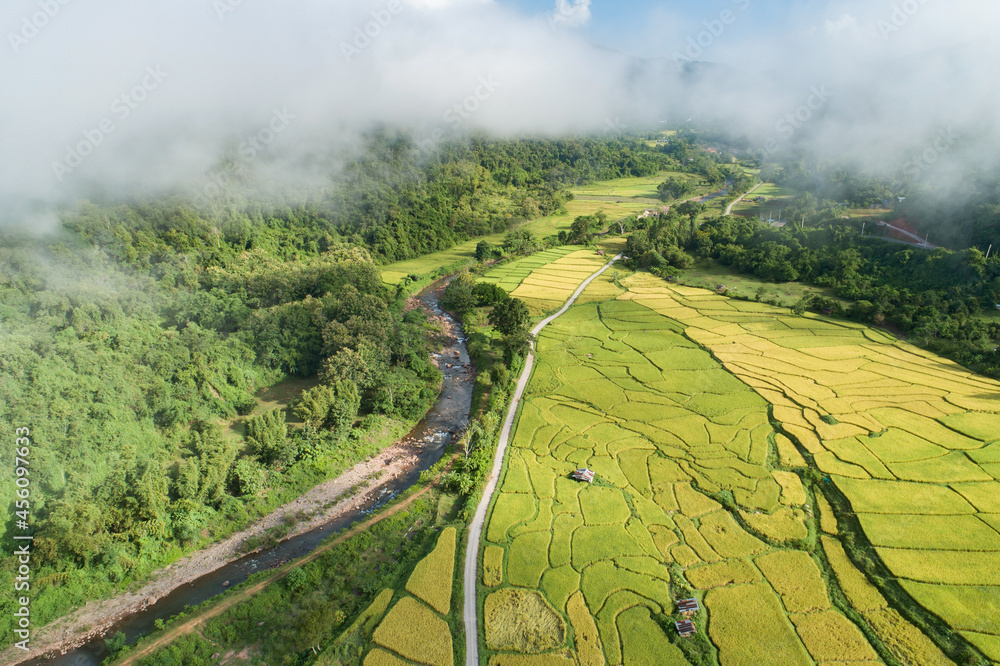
left=380, top=199, right=643, bottom=285
left=730, top=183, right=797, bottom=219
left=673, top=260, right=843, bottom=310
left=569, top=171, right=709, bottom=201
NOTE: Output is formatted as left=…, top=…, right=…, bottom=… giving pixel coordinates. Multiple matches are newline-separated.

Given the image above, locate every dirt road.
left=726, top=183, right=761, bottom=215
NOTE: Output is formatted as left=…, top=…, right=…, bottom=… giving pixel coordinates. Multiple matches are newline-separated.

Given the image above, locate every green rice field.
left=479, top=248, right=1000, bottom=664
left=380, top=199, right=643, bottom=285
left=569, top=171, right=707, bottom=201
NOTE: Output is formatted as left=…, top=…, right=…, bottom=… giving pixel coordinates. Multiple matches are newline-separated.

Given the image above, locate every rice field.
left=355, top=526, right=459, bottom=665
left=616, top=272, right=1000, bottom=656
left=478, top=246, right=1000, bottom=664
left=480, top=265, right=880, bottom=664
left=479, top=248, right=615, bottom=314
left=405, top=527, right=457, bottom=614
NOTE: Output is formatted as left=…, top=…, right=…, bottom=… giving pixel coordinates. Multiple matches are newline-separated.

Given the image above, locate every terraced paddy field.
left=618, top=274, right=1000, bottom=662
left=480, top=256, right=1000, bottom=665
left=380, top=200, right=644, bottom=286
left=320, top=527, right=460, bottom=666
left=479, top=248, right=614, bottom=314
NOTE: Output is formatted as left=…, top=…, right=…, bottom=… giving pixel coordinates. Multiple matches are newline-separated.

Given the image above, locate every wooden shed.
left=677, top=598, right=700, bottom=615
left=675, top=619, right=697, bottom=638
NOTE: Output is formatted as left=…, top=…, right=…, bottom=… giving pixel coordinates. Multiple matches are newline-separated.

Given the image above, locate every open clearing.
left=569, top=171, right=711, bottom=202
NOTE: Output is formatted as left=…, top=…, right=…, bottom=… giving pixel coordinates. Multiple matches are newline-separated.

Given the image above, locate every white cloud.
left=551, top=0, right=591, bottom=28
left=2, top=0, right=1000, bottom=222
left=825, top=13, right=858, bottom=36
left=404, top=0, right=492, bottom=9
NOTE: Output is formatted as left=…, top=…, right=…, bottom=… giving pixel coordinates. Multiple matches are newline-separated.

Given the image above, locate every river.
left=28, top=277, right=473, bottom=666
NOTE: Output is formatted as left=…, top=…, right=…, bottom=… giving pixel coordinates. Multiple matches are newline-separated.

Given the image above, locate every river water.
left=30, top=278, right=473, bottom=666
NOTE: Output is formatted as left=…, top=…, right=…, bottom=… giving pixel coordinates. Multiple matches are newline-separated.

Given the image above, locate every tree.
left=245, top=408, right=289, bottom=465
left=475, top=240, right=494, bottom=261
left=294, top=380, right=360, bottom=438
left=503, top=229, right=535, bottom=255
left=489, top=297, right=532, bottom=366
left=441, top=273, right=477, bottom=314
left=675, top=200, right=706, bottom=223
left=569, top=216, right=594, bottom=244
left=657, top=176, right=694, bottom=201
left=488, top=297, right=530, bottom=338
left=232, top=458, right=269, bottom=496
left=473, top=282, right=509, bottom=307
left=293, top=594, right=344, bottom=654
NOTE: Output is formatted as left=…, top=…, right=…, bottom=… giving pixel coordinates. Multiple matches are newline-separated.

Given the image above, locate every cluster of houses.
left=675, top=598, right=700, bottom=638
left=637, top=208, right=668, bottom=220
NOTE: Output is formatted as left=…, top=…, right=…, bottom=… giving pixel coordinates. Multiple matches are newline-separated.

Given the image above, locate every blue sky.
left=500, top=0, right=810, bottom=57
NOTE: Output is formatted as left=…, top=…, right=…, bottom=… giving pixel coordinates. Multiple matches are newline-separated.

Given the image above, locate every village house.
left=675, top=619, right=697, bottom=638
left=677, top=598, right=700, bottom=616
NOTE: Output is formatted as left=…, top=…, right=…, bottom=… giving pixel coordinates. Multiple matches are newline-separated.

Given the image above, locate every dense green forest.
left=0, top=133, right=677, bottom=636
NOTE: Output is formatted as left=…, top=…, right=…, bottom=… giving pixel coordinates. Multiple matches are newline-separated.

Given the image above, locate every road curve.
left=463, top=253, right=624, bottom=666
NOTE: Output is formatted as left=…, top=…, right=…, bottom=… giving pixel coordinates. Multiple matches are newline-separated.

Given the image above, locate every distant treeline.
left=73, top=132, right=683, bottom=267
left=756, top=155, right=1000, bottom=251
left=625, top=210, right=1000, bottom=378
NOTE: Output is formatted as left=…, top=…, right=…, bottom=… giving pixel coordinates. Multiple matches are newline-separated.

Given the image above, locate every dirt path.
left=726, top=183, right=761, bottom=215
left=462, top=253, right=623, bottom=666
left=112, top=462, right=453, bottom=665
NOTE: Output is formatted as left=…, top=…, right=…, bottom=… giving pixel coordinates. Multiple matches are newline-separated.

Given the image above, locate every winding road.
left=462, top=253, right=624, bottom=666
